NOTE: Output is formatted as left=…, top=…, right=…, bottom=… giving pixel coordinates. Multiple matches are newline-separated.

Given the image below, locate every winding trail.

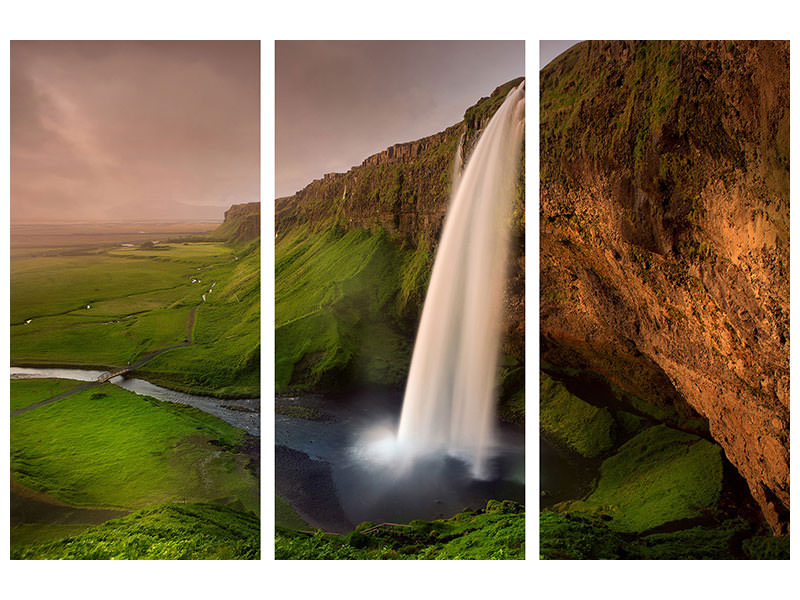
left=11, top=304, right=200, bottom=418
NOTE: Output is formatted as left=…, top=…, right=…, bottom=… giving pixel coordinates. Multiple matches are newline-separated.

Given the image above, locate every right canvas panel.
left=539, top=40, right=789, bottom=559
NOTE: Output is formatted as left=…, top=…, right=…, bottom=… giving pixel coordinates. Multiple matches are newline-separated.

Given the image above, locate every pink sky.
left=276, top=41, right=524, bottom=198
left=11, top=41, right=259, bottom=223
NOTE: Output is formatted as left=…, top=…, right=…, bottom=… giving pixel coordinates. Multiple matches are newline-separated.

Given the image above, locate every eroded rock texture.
left=540, top=41, right=789, bottom=533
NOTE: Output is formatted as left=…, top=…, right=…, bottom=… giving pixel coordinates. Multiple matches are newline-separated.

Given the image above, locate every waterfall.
left=396, top=82, right=525, bottom=478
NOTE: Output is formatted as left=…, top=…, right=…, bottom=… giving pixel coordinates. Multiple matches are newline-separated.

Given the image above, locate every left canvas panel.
left=9, top=40, right=261, bottom=559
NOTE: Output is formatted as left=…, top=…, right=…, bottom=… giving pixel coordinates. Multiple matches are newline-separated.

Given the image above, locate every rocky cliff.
left=540, top=41, right=789, bottom=533
left=211, top=202, right=260, bottom=244
left=276, top=77, right=524, bottom=247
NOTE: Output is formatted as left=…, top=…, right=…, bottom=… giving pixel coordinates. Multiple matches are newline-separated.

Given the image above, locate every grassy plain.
left=11, top=235, right=259, bottom=396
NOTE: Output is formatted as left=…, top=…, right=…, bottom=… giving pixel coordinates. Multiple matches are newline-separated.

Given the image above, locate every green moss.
left=276, top=500, right=524, bottom=560
left=540, top=512, right=752, bottom=559
left=560, top=425, right=723, bottom=533
left=540, top=512, right=631, bottom=559
left=637, top=519, right=750, bottom=559
left=540, top=372, right=615, bottom=458
left=615, top=410, right=646, bottom=436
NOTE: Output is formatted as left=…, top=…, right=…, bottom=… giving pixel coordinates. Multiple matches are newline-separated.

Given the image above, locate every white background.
left=1, top=1, right=796, bottom=598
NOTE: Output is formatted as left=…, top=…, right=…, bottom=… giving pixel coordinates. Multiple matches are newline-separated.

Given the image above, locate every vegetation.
left=540, top=371, right=615, bottom=457
left=557, top=425, right=722, bottom=532
left=540, top=512, right=762, bottom=560
left=276, top=500, right=524, bottom=560
left=11, top=379, right=258, bottom=512
left=10, top=378, right=82, bottom=412
left=275, top=494, right=310, bottom=530
left=275, top=225, right=415, bottom=392
left=11, top=238, right=259, bottom=397
left=12, top=503, right=259, bottom=560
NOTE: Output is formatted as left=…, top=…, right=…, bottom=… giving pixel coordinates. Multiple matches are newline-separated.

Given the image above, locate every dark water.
left=10, top=366, right=259, bottom=436
left=275, top=391, right=524, bottom=531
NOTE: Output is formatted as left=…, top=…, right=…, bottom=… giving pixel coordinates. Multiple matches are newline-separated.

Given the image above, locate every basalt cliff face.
left=540, top=41, right=789, bottom=533
left=276, top=77, right=524, bottom=246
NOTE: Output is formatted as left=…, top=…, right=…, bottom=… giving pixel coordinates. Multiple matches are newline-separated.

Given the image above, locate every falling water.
left=396, top=82, right=525, bottom=478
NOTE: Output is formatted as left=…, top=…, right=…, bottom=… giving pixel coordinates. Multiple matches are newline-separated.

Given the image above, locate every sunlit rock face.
left=540, top=41, right=789, bottom=533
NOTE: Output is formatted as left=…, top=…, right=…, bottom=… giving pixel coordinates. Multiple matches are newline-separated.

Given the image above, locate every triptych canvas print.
left=7, top=39, right=789, bottom=562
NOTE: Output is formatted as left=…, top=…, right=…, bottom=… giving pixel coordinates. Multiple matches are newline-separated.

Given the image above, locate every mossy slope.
left=557, top=424, right=722, bottom=533
left=276, top=500, right=524, bottom=560
left=12, top=502, right=259, bottom=560
left=540, top=371, right=615, bottom=457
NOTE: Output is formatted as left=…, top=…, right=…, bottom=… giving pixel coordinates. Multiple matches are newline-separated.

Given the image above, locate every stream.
left=10, top=366, right=260, bottom=436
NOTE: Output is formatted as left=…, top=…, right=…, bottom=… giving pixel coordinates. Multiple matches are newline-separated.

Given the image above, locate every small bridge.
left=97, top=367, right=133, bottom=383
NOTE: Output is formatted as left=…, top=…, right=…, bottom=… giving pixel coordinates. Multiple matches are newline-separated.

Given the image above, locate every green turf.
left=276, top=500, right=524, bottom=560
left=11, top=523, right=94, bottom=548
left=558, top=424, right=723, bottom=532
left=10, top=378, right=82, bottom=412
left=540, top=371, right=615, bottom=458
left=11, top=502, right=259, bottom=560
left=11, top=379, right=258, bottom=512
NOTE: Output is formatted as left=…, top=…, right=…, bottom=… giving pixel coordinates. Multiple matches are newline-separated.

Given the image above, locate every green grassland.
left=10, top=378, right=259, bottom=558
left=11, top=239, right=259, bottom=396
left=11, top=380, right=258, bottom=512
left=10, top=378, right=82, bottom=412
left=138, top=240, right=260, bottom=397
left=12, top=503, right=259, bottom=560
left=276, top=500, right=524, bottom=560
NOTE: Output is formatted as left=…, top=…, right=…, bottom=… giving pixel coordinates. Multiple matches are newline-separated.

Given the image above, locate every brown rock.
left=540, top=41, right=789, bottom=533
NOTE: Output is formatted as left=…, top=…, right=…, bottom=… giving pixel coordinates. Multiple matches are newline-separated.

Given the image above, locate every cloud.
left=11, top=41, right=259, bottom=222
